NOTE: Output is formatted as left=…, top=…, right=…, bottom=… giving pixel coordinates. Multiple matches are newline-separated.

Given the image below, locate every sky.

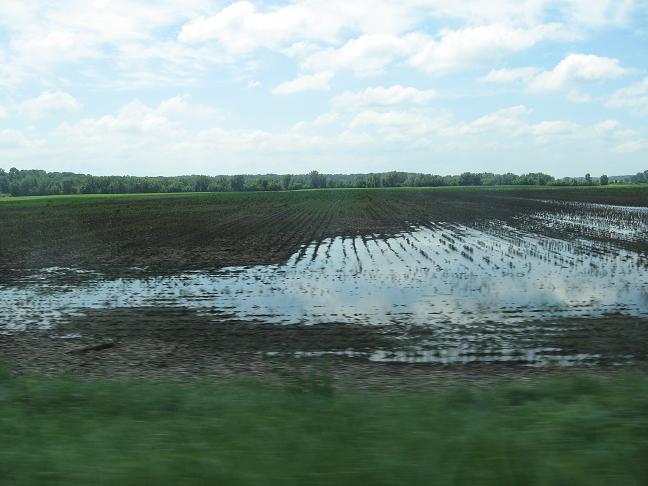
left=0, top=1, right=647, bottom=177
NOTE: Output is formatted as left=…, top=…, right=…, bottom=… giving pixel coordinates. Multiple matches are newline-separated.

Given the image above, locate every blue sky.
left=0, top=1, right=647, bottom=177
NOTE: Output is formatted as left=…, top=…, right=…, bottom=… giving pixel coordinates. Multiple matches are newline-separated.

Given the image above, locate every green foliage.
left=308, top=170, right=327, bottom=189
left=4, top=166, right=631, bottom=198
left=632, top=170, right=648, bottom=183
left=1, top=371, right=648, bottom=485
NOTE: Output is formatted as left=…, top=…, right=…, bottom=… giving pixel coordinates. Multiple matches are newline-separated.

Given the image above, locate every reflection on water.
left=2, top=203, right=648, bottom=366
left=267, top=349, right=608, bottom=367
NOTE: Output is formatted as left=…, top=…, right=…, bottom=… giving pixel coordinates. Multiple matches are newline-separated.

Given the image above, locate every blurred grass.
left=1, top=369, right=648, bottom=485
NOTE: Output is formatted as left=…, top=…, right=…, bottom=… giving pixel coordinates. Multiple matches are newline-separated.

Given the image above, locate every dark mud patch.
left=2, top=187, right=646, bottom=275
left=2, top=330, right=632, bottom=390
left=553, top=316, right=648, bottom=362
left=52, top=307, right=396, bottom=353
left=3, top=311, right=648, bottom=387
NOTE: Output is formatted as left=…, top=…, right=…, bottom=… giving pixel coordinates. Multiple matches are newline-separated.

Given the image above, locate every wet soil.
left=2, top=187, right=647, bottom=384
left=1, top=187, right=647, bottom=275
left=2, top=308, right=647, bottom=386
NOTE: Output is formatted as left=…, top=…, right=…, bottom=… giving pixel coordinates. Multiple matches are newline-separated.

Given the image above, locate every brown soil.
left=2, top=310, right=647, bottom=388
left=1, top=187, right=646, bottom=276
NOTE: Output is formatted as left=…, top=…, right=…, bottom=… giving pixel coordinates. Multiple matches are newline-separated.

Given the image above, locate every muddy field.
left=1, top=186, right=648, bottom=381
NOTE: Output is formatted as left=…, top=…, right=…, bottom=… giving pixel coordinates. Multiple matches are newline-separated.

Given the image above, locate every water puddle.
left=2, top=202, right=648, bottom=366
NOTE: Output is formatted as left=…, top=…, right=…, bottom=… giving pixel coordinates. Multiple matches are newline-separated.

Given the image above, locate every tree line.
left=0, top=167, right=640, bottom=197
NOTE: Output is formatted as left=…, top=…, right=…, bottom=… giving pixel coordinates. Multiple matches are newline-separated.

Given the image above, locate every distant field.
left=1, top=185, right=647, bottom=273
left=1, top=183, right=647, bottom=205
left=2, top=368, right=648, bottom=485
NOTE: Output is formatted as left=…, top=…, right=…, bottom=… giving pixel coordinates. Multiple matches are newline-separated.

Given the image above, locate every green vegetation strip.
left=1, top=369, right=648, bottom=485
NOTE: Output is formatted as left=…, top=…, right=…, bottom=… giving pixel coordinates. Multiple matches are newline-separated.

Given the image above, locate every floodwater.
left=2, top=200, right=648, bottom=365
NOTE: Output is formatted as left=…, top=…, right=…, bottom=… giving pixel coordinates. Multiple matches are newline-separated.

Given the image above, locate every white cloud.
left=0, top=1, right=645, bottom=176
left=484, top=54, right=631, bottom=100
left=5, top=95, right=646, bottom=176
left=301, top=33, right=420, bottom=77
left=157, top=95, right=221, bottom=120
left=333, top=85, right=437, bottom=109
left=481, top=67, right=541, bottom=82
left=561, top=0, right=636, bottom=28
left=607, top=77, right=648, bottom=113
left=350, top=110, right=431, bottom=129
left=0, top=128, right=31, bottom=147
left=273, top=71, right=334, bottom=94
left=178, top=0, right=416, bottom=52
left=0, top=1, right=220, bottom=88
left=530, top=120, right=581, bottom=143
left=531, top=120, right=580, bottom=135
left=291, top=112, right=340, bottom=131
left=409, top=24, right=567, bottom=74
left=613, top=140, right=647, bottom=153
left=284, top=23, right=568, bottom=83
left=56, top=96, right=220, bottom=137
left=529, top=54, right=629, bottom=92
left=595, top=119, right=620, bottom=132
left=20, top=91, right=81, bottom=119
left=443, top=105, right=530, bottom=135
left=406, top=0, right=635, bottom=30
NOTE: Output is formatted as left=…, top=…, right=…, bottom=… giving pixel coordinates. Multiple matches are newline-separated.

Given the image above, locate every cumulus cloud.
left=156, top=95, right=221, bottom=120
left=0, top=128, right=31, bottom=147
left=410, top=24, right=568, bottom=74
left=528, top=54, right=629, bottom=92
left=333, top=85, right=437, bottom=109
left=273, top=72, right=334, bottom=94
left=595, top=119, right=621, bottom=132
left=442, top=105, right=530, bottom=136
left=483, top=54, right=631, bottom=100
left=607, top=77, right=648, bottom=113
left=0, top=1, right=645, bottom=175
left=20, top=91, right=81, bottom=119
left=481, top=67, right=541, bottom=83
left=178, top=0, right=416, bottom=52
left=612, top=140, right=647, bottom=153
left=297, top=34, right=422, bottom=78
left=0, top=0, right=641, bottom=93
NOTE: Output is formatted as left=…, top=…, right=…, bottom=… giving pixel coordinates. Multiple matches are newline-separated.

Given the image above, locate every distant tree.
left=308, top=170, right=326, bottom=189
left=381, top=171, right=407, bottom=187
left=230, top=175, right=245, bottom=192
left=267, top=179, right=281, bottom=191
left=600, top=174, right=609, bottom=186
left=501, top=173, right=518, bottom=185
left=354, top=175, right=367, bottom=188
left=290, top=176, right=305, bottom=190
left=585, top=173, right=592, bottom=185
left=1, top=166, right=608, bottom=198
left=458, top=172, right=482, bottom=186
left=207, top=176, right=229, bottom=192
left=0, top=168, right=8, bottom=194
left=367, top=173, right=382, bottom=188
left=193, top=175, right=210, bottom=192
left=281, top=174, right=293, bottom=191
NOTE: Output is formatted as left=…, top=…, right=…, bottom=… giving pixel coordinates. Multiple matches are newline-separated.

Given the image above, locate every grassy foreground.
left=1, top=369, right=648, bottom=485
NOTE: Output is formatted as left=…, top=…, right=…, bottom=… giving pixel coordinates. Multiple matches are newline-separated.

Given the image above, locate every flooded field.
left=2, top=197, right=647, bottom=367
